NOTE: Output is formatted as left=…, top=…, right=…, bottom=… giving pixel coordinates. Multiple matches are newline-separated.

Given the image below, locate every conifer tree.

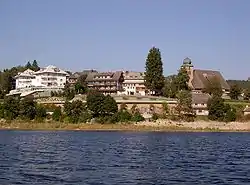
left=144, top=47, right=165, bottom=95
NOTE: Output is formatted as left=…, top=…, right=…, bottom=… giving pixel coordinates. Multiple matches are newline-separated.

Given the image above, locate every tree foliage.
left=144, top=47, right=165, bottom=95
left=229, top=84, right=241, bottom=100
left=203, top=77, right=223, bottom=97
left=175, top=67, right=190, bottom=91
left=176, top=90, right=193, bottom=117
left=19, top=98, right=37, bottom=120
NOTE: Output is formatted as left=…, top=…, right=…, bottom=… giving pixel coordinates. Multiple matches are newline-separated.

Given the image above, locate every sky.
left=0, top=0, right=250, bottom=80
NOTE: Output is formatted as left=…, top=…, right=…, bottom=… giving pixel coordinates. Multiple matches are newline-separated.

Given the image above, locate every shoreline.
left=1, top=120, right=250, bottom=132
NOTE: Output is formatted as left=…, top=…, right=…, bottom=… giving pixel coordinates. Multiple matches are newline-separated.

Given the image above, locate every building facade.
left=121, top=71, right=147, bottom=96
left=182, top=57, right=230, bottom=93
left=15, top=69, right=37, bottom=89
left=85, top=71, right=124, bottom=94
left=192, top=92, right=211, bottom=116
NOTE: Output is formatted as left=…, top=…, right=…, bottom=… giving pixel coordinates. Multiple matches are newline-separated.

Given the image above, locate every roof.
left=123, top=71, right=144, bottom=80
left=35, top=65, right=69, bottom=76
left=191, top=69, right=230, bottom=90
left=192, top=92, right=211, bottom=104
left=69, top=72, right=83, bottom=79
left=15, top=69, right=35, bottom=78
left=85, top=71, right=123, bottom=82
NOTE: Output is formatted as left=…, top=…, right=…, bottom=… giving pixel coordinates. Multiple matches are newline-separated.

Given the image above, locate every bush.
left=35, top=105, right=47, bottom=121
left=79, top=111, right=92, bottom=123
left=52, top=107, right=62, bottom=121
left=132, top=111, right=145, bottom=122
left=152, top=113, right=159, bottom=121
left=116, top=110, right=132, bottom=122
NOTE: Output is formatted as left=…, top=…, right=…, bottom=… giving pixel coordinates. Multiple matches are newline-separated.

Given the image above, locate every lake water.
left=0, top=131, right=250, bottom=185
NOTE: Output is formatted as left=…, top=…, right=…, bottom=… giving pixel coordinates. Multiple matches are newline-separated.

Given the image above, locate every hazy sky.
left=1, top=0, right=250, bottom=80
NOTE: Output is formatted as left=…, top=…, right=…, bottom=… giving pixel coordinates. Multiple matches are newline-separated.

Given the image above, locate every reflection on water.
left=0, top=131, right=250, bottom=185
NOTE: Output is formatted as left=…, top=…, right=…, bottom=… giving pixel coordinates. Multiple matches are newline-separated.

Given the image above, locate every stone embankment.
left=137, top=119, right=250, bottom=131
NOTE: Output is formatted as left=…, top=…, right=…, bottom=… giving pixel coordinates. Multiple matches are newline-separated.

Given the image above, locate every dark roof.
left=191, top=69, right=230, bottom=90
left=192, top=92, right=211, bottom=104
left=69, top=70, right=97, bottom=79
left=85, top=71, right=123, bottom=82
left=69, top=72, right=82, bottom=79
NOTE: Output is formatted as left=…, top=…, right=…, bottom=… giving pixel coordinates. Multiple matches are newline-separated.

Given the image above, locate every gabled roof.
left=35, top=65, right=69, bottom=76
left=15, top=69, right=35, bottom=78
left=191, top=69, right=230, bottom=90
left=192, top=92, right=211, bottom=104
left=85, top=71, right=123, bottom=82
left=124, top=71, right=144, bottom=80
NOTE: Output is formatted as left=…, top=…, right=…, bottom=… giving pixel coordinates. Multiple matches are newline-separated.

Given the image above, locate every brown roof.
left=192, top=92, right=211, bottom=104
left=124, top=71, right=144, bottom=80
left=85, top=71, right=123, bottom=82
left=191, top=69, right=230, bottom=90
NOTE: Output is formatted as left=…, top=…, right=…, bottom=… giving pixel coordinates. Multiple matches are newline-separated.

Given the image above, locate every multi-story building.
left=35, top=65, right=69, bottom=88
left=121, top=71, right=147, bottom=96
left=15, top=69, right=36, bottom=89
left=9, top=65, right=69, bottom=97
left=85, top=71, right=124, bottom=95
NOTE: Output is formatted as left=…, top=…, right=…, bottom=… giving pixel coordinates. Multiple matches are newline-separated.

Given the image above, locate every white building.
left=9, top=65, right=69, bottom=97
left=121, top=71, right=147, bottom=96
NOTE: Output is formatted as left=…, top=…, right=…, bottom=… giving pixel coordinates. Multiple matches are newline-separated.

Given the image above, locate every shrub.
left=79, top=111, right=92, bottom=123
left=52, top=107, right=62, bottom=121
left=35, top=104, right=47, bottom=121
left=132, top=111, right=145, bottom=122
left=152, top=113, right=159, bottom=121
left=116, top=110, right=132, bottom=122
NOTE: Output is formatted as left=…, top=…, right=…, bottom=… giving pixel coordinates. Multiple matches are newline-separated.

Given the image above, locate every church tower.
left=181, top=57, right=194, bottom=89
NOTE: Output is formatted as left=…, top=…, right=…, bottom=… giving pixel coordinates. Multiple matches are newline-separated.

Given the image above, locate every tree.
left=52, top=107, right=62, bottom=121
left=131, top=111, right=145, bottom=122
left=229, top=84, right=241, bottom=100
left=25, top=61, right=32, bottom=69
left=19, top=98, right=37, bottom=120
left=203, top=77, right=223, bottom=97
left=32, top=60, right=40, bottom=71
left=163, top=75, right=178, bottom=98
left=207, top=96, right=225, bottom=121
left=64, top=100, right=86, bottom=123
left=175, top=67, right=190, bottom=91
left=63, top=83, right=75, bottom=100
left=86, top=91, right=106, bottom=117
left=176, top=90, right=193, bottom=117
left=144, top=47, right=165, bottom=95
left=103, top=95, right=118, bottom=115
left=3, top=96, right=20, bottom=120
left=243, top=88, right=250, bottom=100
left=223, top=104, right=236, bottom=122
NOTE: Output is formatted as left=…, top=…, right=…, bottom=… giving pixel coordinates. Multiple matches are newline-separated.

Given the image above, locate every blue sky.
left=0, top=0, right=250, bottom=80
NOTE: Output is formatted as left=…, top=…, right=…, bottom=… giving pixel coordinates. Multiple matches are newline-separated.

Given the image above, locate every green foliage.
left=86, top=91, right=118, bottom=118
left=3, top=96, right=20, bottom=120
left=229, top=84, right=241, bottom=100
left=131, top=104, right=138, bottom=114
left=163, top=75, right=178, bottom=98
left=116, top=110, right=132, bottom=122
left=175, top=67, right=190, bottom=91
left=131, top=111, right=145, bottom=122
left=52, top=107, right=62, bottom=121
left=203, top=77, right=223, bottom=97
left=63, top=83, right=75, bottom=100
left=31, top=60, right=40, bottom=71
left=243, top=88, right=250, bottom=100
left=176, top=90, right=193, bottom=115
left=79, top=111, right=92, bottom=123
left=103, top=95, right=118, bottom=115
left=75, top=82, right=87, bottom=94
left=144, top=47, right=165, bottom=95
left=64, top=100, right=86, bottom=123
left=162, top=102, right=169, bottom=114
left=0, top=103, right=4, bottom=118
left=35, top=104, right=47, bottom=119
left=19, top=98, right=37, bottom=120
left=223, top=104, right=236, bottom=122
left=227, top=80, right=250, bottom=91
left=207, top=96, right=225, bottom=121
left=25, top=61, right=32, bottom=69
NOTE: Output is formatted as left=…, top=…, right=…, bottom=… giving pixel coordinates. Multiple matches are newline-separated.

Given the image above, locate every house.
left=68, top=70, right=97, bottom=85
left=182, top=57, right=230, bottom=94
left=8, top=65, right=69, bottom=97
left=243, top=106, right=250, bottom=116
left=85, top=71, right=124, bottom=95
left=192, top=92, right=211, bottom=116
left=15, top=69, right=36, bottom=89
left=121, top=71, right=147, bottom=96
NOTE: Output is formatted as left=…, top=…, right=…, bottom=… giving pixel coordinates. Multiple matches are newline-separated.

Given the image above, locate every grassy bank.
left=0, top=120, right=249, bottom=132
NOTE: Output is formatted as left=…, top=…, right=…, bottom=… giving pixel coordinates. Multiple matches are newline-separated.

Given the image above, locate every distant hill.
left=227, top=80, right=250, bottom=89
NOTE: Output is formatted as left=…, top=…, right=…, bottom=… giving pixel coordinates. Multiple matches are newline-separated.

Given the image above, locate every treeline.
left=0, top=90, right=146, bottom=124
left=0, top=60, right=40, bottom=98
left=226, top=80, right=250, bottom=100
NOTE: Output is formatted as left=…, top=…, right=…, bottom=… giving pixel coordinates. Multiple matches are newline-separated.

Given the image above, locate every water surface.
left=0, top=131, right=250, bottom=185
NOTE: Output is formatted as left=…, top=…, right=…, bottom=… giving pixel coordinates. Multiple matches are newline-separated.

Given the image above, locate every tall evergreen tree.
left=145, top=47, right=165, bottom=95
left=32, top=60, right=40, bottom=71
left=25, top=61, right=32, bottom=69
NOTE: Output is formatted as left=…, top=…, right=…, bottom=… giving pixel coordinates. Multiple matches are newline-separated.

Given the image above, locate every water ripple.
left=0, top=131, right=250, bottom=184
